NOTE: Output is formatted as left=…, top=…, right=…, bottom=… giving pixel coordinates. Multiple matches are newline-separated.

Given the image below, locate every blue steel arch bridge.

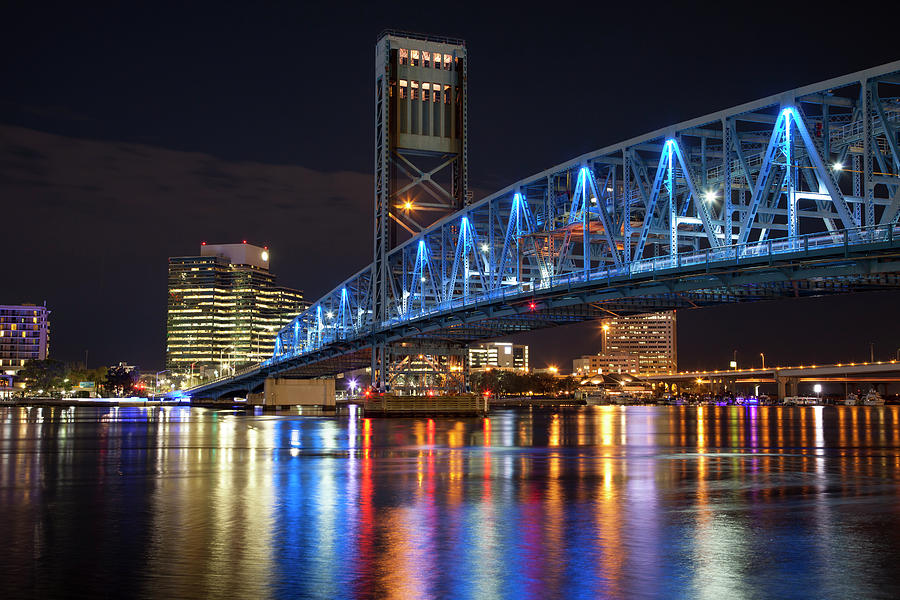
left=190, top=60, right=900, bottom=400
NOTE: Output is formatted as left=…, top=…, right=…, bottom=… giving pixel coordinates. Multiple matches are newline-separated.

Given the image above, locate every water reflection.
left=1, top=405, right=900, bottom=599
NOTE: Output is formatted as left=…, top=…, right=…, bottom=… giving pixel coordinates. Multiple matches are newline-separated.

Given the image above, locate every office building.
left=468, top=342, right=529, bottom=371
left=166, top=242, right=307, bottom=376
left=0, top=303, right=50, bottom=372
left=573, top=311, right=677, bottom=376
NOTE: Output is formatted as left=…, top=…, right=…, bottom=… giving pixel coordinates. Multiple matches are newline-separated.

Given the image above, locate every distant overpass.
left=645, top=360, right=900, bottom=397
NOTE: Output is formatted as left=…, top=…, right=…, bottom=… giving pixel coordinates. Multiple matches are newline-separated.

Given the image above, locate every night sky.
left=3, top=1, right=899, bottom=372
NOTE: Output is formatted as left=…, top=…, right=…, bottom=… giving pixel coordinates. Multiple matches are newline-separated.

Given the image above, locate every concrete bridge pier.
left=777, top=374, right=799, bottom=399
left=249, top=377, right=336, bottom=409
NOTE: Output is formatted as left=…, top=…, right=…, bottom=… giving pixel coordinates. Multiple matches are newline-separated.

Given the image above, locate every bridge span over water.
left=646, top=360, right=900, bottom=398
left=189, top=60, right=900, bottom=401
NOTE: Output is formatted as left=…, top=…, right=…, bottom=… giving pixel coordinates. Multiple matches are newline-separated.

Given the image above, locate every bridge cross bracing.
left=191, top=60, right=900, bottom=399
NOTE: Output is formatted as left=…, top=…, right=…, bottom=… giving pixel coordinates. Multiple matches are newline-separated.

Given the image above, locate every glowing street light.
left=832, top=162, right=843, bottom=172
left=481, top=243, right=490, bottom=253
left=704, top=190, right=717, bottom=202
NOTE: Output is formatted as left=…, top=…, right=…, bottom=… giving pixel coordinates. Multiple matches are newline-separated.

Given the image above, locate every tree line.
left=469, top=370, right=578, bottom=396
left=14, top=359, right=143, bottom=397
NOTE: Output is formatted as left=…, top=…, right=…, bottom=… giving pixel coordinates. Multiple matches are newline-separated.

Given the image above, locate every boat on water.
left=584, top=394, right=605, bottom=406
left=862, top=390, right=885, bottom=406
left=783, top=396, right=820, bottom=406
left=844, top=390, right=884, bottom=406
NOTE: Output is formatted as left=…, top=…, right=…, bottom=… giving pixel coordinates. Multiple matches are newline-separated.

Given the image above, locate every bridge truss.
left=191, top=60, right=900, bottom=399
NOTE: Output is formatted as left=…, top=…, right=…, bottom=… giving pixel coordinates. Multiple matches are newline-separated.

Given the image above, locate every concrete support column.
left=776, top=374, right=798, bottom=399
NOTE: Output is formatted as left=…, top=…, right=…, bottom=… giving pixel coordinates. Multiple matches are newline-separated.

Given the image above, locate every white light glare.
left=704, top=190, right=717, bottom=202
left=481, top=244, right=490, bottom=252
left=832, top=162, right=843, bottom=171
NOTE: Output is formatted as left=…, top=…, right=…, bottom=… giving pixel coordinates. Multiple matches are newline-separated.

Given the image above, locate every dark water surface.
left=2, top=405, right=900, bottom=599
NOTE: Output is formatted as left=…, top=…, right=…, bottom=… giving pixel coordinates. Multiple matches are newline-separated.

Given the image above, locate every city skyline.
left=3, top=3, right=899, bottom=371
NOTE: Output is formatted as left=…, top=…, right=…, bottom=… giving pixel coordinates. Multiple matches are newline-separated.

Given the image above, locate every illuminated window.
left=422, top=51, right=430, bottom=68
left=443, top=54, right=451, bottom=70
left=444, top=85, right=451, bottom=104
left=433, top=86, right=440, bottom=103
left=411, top=80, right=418, bottom=100
left=399, top=48, right=408, bottom=65
left=410, top=49, right=419, bottom=67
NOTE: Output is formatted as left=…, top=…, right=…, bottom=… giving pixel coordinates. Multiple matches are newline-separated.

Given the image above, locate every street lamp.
left=155, top=370, right=170, bottom=397
left=348, top=379, right=358, bottom=397
left=814, top=383, right=822, bottom=402
left=760, top=352, right=766, bottom=369
left=601, top=323, right=610, bottom=353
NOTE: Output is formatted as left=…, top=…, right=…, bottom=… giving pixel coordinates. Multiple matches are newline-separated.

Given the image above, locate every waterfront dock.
left=352, top=394, right=489, bottom=417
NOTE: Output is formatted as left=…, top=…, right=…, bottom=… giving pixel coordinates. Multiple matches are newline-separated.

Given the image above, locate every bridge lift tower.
left=372, top=30, right=469, bottom=394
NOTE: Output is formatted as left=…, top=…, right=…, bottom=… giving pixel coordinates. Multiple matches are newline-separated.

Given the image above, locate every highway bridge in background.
left=645, top=360, right=900, bottom=398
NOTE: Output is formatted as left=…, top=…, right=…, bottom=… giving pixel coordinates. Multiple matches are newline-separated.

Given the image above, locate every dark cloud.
left=0, top=124, right=372, bottom=368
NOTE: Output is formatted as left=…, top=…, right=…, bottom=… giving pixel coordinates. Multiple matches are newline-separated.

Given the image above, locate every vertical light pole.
left=189, top=361, right=197, bottom=388
left=155, top=370, right=170, bottom=397
left=760, top=352, right=766, bottom=369
left=602, top=323, right=610, bottom=354
left=869, top=342, right=874, bottom=363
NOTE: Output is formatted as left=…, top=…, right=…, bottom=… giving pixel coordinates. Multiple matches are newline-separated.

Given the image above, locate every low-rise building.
left=469, top=342, right=529, bottom=371
left=573, top=352, right=641, bottom=376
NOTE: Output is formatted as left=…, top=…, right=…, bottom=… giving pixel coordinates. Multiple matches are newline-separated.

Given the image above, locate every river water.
left=2, top=405, right=900, bottom=599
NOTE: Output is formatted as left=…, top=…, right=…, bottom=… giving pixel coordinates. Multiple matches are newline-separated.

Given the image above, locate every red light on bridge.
left=528, top=301, right=537, bottom=311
